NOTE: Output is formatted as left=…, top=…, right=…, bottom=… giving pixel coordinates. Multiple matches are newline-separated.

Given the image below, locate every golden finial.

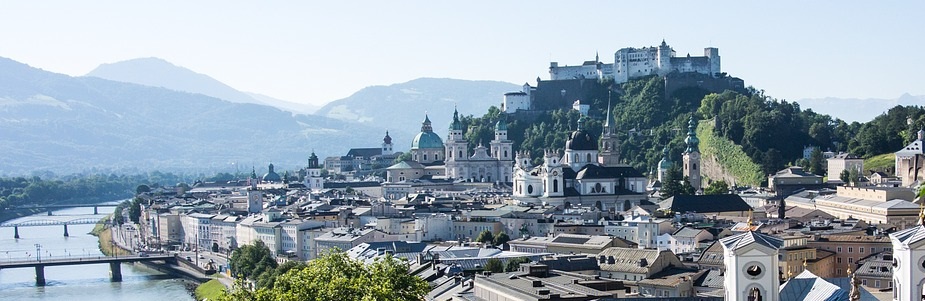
left=787, top=269, right=793, bottom=279
left=803, top=258, right=808, bottom=268
left=847, top=267, right=852, bottom=275
left=746, top=209, right=753, bottom=227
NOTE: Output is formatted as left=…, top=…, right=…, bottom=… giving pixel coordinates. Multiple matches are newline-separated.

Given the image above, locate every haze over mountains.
left=796, top=94, right=925, bottom=123
left=87, top=57, right=319, bottom=114
left=0, top=57, right=379, bottom=175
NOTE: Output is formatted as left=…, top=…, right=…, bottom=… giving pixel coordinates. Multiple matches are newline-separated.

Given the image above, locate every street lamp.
left=34, top=244, right=41, bottom=262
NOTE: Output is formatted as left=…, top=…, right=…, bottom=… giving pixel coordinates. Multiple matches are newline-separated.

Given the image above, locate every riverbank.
left=195, top=279, right=226, bottom=300
left=94, top=226, right=132, bottom=256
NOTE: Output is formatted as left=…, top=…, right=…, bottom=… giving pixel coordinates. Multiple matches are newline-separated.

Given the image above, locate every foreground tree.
left=493, top=232, right=510, bottom=246
left=229, top=241, right=278, bottom=281
left=484, top=258, right=504, bottom=273
left=475, top=230, right=494, bottom=244
left=220, top=251, right=429, bottom=301
left=704, top=180, right=730, bottom=195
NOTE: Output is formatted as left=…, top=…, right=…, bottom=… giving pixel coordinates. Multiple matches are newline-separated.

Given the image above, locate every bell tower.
left=682, top=115, right=702, bottom=191
left=720, top=230, right=783, bottom=301
left=889, top=208, right=925, bottom=301
left=599, top=95, right=621, bottom=166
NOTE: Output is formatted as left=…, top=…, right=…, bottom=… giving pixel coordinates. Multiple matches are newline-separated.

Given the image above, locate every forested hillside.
left=458, top=75, right=925, bottom=181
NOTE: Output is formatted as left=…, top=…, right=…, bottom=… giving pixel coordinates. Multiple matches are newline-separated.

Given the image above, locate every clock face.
left=553, top=171, right=558, bottom=176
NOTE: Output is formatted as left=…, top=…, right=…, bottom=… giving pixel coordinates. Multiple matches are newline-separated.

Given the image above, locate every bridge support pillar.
left=35, top=265, right=46, bottom=286
left=110, top=262, right=122, bottom=282
left=47, top=211, right=52, bottom=216
left=14, top=226, right=19, bottom=239
left=63, top=224, right=69, bottom=237
left=94, top=206, right=98, bottom=215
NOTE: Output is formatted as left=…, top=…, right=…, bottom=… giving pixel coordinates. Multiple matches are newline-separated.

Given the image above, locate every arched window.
left=553, top=179, right=559, bottom=193
left=424, top=154, right=428, bottom=161
left=527, top=185, right=534, bottom=194
left=587, top=153, right=592, bottom=162
left=459, top=150, right=463, bottom=158
left=574, top=154, right=579, bottom=162
left=504, top=150, right=508, bottom=158
left=693, top=163, right=697, bottom=170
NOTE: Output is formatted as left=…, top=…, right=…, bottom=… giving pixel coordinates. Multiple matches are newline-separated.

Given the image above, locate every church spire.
left=684, top=115, right=700, bottom=153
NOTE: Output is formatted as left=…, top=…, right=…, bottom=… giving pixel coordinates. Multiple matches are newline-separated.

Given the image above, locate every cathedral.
left=511, top=104, right=648, bottom=211
left=385, top=109, right=514, bottom=184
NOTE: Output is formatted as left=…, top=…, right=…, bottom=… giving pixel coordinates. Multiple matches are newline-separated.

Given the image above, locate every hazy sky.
left=1, top=1, right=922, bottom=106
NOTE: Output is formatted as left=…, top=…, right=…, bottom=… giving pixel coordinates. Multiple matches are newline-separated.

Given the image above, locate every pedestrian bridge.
left=1, top=217, right=104, bottom=238
left=0, top=254, right=177, bottom=286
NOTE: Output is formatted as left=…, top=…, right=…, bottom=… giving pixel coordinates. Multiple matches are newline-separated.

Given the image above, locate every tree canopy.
left=220, top=251, right=429, bottom=301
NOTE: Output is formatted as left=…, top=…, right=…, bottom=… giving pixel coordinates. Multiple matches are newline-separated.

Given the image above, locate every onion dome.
left=449, top=108, right=463, bottom=131
left=658, top=146, right=672, bottom=169
left=383, top=131, right=392, bottom=145
left=495, top=118, right=507, bottom=131
left=684, top=115, right=700, bottom=153
left=565, top=116, right=597, bottom=151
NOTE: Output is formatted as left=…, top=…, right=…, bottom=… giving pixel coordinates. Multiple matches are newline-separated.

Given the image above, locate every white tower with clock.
left=720, top=227, right=783, bottom=301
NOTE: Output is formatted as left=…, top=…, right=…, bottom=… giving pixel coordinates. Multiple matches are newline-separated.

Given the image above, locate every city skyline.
left=1, top=1, right=922, bottom=106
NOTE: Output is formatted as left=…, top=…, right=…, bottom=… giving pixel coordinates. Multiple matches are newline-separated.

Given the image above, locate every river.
left=0, top=206, right=194, bottom=301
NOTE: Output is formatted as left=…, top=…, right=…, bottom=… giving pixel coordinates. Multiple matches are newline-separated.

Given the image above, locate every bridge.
left=0, top=254, right=177, bottom=286
left=1, top=217, right=105, bottom=238
left=12, top=203, right=119, bottom=215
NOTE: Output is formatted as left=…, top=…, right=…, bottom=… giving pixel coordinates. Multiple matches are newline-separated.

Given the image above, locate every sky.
left=1, top=1, right=923, bottom=106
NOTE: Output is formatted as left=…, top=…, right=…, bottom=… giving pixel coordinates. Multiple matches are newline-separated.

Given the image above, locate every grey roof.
left=662, top=194, right=752, bottom=213
left=346, top=148, right=382, bottom=158
left=386, top=161, right=424, bottom=170
left=719, top=231, right=783, bottom=252
left=890, top=224, right=925, bottom=246
left=778, top=270, right=848, bottom=301
left=672, top=226, right=707, bottom=239
left=575, top=164, right=645, bottom=179
left=896, top=139, right=925, bottom=157
left=695, top=269, right=724, bottom=288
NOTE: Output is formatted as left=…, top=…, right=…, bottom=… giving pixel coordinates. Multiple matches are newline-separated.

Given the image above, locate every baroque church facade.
left=512, top=105, right=648, bottom=211
left=385, top=109, right=514, bottom=184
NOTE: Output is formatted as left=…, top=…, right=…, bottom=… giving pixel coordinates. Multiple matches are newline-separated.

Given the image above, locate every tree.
left=493, top=232, right=511, bottom=246
left=220, top=252, right=429, bottom=301
left=808, top=148, right=824, bottom=175
left=128, top=197, right=143, bottom=223
left=475, top=230, right=494, bottom=244
left=704, top=180, right=730, bottom=195
left=848, top=168, right=861, bottom=186
left=681, top=176, right=696, bottom=195
left=484, top=258, right=504, bottom=273
left=660, top=165, right=684, bottom=200
left=840, top=169, right=851, bottom=184
left=229, top=241, right=278, bottom=281
left=504, top=257, right=530, bottom=272
left=135, top=184, right=151, bottom=195
left=256, top=261, right=306, bottom=289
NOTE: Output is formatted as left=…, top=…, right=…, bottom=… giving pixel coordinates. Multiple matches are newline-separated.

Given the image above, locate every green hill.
left=864, top=153, right=895, bottom=174
left=697, top=120, right=764, bottom=186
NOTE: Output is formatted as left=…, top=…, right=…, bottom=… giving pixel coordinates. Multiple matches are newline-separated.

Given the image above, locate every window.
left=848, top=247, right=853, bottom=253
left=860, top=247, right=864, bottom=253
left=837, top=247, right=842, bottom=252
left=848, top=258, right=854, bottom=264
left=837, top=258, right=842, bottom=264
left=553, top=180, right=559, bottom=193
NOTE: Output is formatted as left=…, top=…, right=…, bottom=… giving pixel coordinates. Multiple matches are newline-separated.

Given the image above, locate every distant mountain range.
left=86, top=57, right=319, bottom=114
left=315, top=78, right=520, bottom=146
left=796, top=93, right=925, bottom=123
left=0, top=57, right=380, bottom=175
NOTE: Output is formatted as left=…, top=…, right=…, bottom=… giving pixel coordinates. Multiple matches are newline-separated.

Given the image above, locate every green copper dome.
left=658, top=146, right=672, bottom=169
left=684, top=115, right=699, bottom=153
left=413, top=113, right=444, bottom=149
left=449, top=108, right=463, bottom=131
left=495, top=119, right=507, bottom=131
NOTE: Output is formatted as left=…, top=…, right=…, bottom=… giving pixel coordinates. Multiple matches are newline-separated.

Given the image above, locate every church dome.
left=565, top=117, right=597, bottom=151
left=262, top=163, right=282, bottom=182
left=412, top=132, right=444, bottom=149
left=658, top=146, right=672, bottom=169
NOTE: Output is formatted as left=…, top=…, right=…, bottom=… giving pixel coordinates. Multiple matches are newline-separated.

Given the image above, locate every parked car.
left=185, top=256, right=192, bottom=262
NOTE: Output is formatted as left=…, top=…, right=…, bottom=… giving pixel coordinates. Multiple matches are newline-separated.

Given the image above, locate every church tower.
left=445, top=108, right=468, bottom=179
left=563, top=116, right=599, bottom=172
left=682, top=115, right=702, bottom=191
left=381, top=131, right=393, bottom=155
left=304, top=151, right=323, bottom=191
left=542, top=149, right=564, bottom=197
left=889, top=209, right=925, bottom=301
left=720, top=228, right=783, bottom=301
left=490, top=118, right=514, bottom=183
left=598, top=96, right=621, bottom=166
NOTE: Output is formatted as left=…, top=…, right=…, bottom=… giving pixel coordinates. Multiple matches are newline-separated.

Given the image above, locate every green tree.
left=229, top=241, right=278, bottom=281
left=504, top=257, right=530, bottom=272
left=128, top=197, right=143, bottom=224
left=135, top=184, right=151, bottom=195
left=848, top=168, right=861, bottom=186
left=493, top=232, right=511, bottom=246
left=475, top=230, right=494, bottom=244
left=681, top=176, right=696, bottom=195
left=220, top=252, right=429, bottom=301
left=256, top=261, right=307, bottom=289
left=808, top=148, right=824, bottom=175
left=840, top=169, right=851, bottom=184
left=660, top=165, right=684, bottom=200
left=704, top=180, right=730, bottom=195
left=484, top=258, right=504, bottom=273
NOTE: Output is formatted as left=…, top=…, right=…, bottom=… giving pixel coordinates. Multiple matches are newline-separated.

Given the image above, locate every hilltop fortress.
left=502, top=40, right=744, bottom=114
left=549, top=40, right=721, bottom=83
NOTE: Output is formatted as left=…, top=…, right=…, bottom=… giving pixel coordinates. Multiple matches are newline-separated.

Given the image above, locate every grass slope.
left=195, top=279, right=226, bottom=301
left=697, top=119, right=764, bottom=186
left=864, top=153, right=895, bottom=173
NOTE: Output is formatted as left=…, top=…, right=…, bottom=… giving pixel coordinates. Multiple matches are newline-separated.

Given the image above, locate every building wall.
left=808, top=237, right=891, bottom=277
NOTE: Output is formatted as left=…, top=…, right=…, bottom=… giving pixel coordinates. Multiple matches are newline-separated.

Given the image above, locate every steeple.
left=383, top=131, right=392, bottom=145
left=603, top=92, right=615, bottom=134
left=308, top=151, right=319, bottom=169
left=576, top=115, right=584, bottom=131
left=421, top=113, right=433, bottom=132
left=684, top=115, right=700, bottom=153
left=450, top=107, right=463, bottom=131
